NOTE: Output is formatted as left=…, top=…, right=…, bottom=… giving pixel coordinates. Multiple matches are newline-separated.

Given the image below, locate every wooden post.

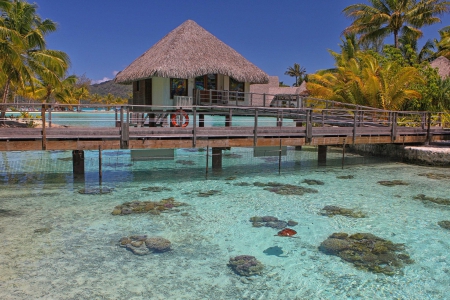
left=342, top=139, right=346, bottom=169
left=99, top=145, right=102, bottom=185
left=263, top=93, right=266, bottom=107
left=212, top=147, right=222, bottom=169
left=72, top=150, right=85, bottom=181
left=318, top=145, right=327, bottom=166
left=353, top=108, right=357, bottom=145
left=426, top=112, right=432, bottom=145
left=226, top=108, right=232, bottom=127
left=192, top=108, right=197, bottom=147
left=41, top=104, right=47, bottom=150
left=253, top=108, right=258, bottom=146
left=48, top=105, right=52, bottom=128
left=278, top=139, right=282, bottom=174
left=306, top=110, right=312, bottom=144
left=391, top=112, right=397, bottom=142
left=199, top=113, right=204, bottom=127
left=295, top=119, right=303, bottom=151
left=206, top=145, right=209, bottom=178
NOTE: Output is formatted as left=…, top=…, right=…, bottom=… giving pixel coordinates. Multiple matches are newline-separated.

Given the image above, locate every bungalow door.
left=195, top=74, right=217, bottom=104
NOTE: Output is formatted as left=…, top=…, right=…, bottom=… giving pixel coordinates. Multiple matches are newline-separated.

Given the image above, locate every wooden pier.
left=0, top=103, right=449, bottom=152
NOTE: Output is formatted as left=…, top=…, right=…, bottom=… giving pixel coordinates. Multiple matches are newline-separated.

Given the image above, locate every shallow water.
left=0, top=147, right=449, bottom=300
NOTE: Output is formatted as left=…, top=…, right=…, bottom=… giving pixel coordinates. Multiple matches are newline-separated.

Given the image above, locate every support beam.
left=212, top=147, right=222, bottom=169
left=72, top=150, right=85, bottom=181
left=318, top=145, right=327, bottom=166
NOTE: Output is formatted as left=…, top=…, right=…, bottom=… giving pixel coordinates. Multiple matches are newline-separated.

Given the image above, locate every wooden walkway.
left=1, top=103, right=449, bottom=151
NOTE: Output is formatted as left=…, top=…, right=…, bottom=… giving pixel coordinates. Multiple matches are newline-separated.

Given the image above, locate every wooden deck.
left=1, top=103, right=449, bottom=151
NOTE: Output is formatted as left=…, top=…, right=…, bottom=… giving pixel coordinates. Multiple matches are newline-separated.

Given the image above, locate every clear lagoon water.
left=1, top=113, right=450, bottom=299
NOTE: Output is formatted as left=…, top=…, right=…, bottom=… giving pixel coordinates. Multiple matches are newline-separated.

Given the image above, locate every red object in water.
left=277, top=228, right=297, bottom=237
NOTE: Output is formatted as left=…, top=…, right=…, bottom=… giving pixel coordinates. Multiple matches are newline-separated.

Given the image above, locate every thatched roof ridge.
left=430, top=56, right=450, bottom=79
left=115, top=20, right=269, bottom=84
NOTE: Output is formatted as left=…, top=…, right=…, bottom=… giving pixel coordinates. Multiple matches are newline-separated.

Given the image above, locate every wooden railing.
left=0, top=103, right=449, bottom=151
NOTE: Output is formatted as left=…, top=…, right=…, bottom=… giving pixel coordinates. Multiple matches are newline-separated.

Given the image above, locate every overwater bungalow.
left=114, top=20, right=269, bottom=110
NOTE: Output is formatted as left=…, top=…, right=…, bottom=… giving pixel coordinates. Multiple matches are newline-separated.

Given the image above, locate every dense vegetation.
left=304, top=0, right=450, bottom=116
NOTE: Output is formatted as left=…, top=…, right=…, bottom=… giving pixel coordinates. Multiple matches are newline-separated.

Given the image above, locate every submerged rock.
left=250, top=216, right=297, bottom=230
left=196, top=190, right=221, bottom=197
left=319, top=232, right=413, bottom=275
left=228, top=255, right=264, bottom=276
left=145, top=237, right=171, bottom=252
left=321, top=205, right=366, bottom=218
left=253, top=182, right=318, bottom=196
left=413, top=194, right=450, bottom=206
left=78, top=187, right=113, bottom=195
left=302, top=179, right=325, bottom=185
left=418, top=173, right=450, bottom=180
left=336, top=175, right=354, bottom=179
left=141, top=186, right=172, bottom=192
left=176, top=160, right=195, bottom=166
left=119, top=235, right=171, bottom=255
left=377, top=180, right=409, bottom=187
left=112, top=197, right=187, bottom=215
left=438, top=220, right=450, bottom=230
left=34, top=227, right=52, bottom=234
left=233, top=182, right=251, bottom=187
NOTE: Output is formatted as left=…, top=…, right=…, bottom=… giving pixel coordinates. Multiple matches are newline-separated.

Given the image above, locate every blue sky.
left=37, top=0, right=450, bottom=85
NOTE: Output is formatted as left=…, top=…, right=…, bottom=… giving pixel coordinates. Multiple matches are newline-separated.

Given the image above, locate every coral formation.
left=112, top=197, right=187, bottom=215
left=377, top=180, right=409, bottom=187
left=320, top=205, right=366, bottom=218
left=228, top=255, right=264, bottom=276
left=413, top=194, right=450, bottom=205
left=119, top=235, right=171, bottom=255
left=319, top=232, right=413, bottom=275
left=276, top=228, right=297, bottom=237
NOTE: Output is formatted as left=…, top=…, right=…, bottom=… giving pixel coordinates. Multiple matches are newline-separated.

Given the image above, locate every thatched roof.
left=430, top=56, right=450, bottom=79
left=115, top=20, right=269, bottom=84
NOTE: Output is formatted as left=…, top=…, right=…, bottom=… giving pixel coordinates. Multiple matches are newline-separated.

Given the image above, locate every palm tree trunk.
left=1, top=79, right=11, bottom=123
left=394, top=31, right=398, bottom=48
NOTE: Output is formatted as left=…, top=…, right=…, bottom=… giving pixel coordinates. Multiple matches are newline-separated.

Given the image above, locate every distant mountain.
left=89, top=80, right=132, bottom=99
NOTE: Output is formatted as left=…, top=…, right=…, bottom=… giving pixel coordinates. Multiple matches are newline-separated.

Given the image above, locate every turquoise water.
left=6, top=111, right=294, bottom=128
left=0, top=147, right=449, bottom=299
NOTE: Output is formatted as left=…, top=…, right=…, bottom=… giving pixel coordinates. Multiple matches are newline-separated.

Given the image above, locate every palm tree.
left=0, top=0, right=70, bottom=120
left=399, top=34, right=435, bottom=64
left=435, top=26, right=450, bottom=59
left=343, top=0, right=450, bottom=48
left=284, top=63, right=306, bottom=86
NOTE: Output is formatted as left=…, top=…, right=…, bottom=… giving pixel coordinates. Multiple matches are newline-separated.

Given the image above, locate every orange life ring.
left=170, top=109, right=189, bottom=127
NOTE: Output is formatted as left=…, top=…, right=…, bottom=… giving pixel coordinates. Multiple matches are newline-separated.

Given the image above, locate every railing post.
left=253, top=108, right=258, bottom=146
left=48, top=104, right=52, bottom=128
left=353, top=108, right=357, bottom=144
left=426, top=112, right=432, bottom=145
left=391, top=112, right=397, bottom=142
left=306, top=109, right=312, bottom=143
left=192, top=107, right=197, bottom=147
left=209, top=90, right=212, bottom=106
left=296, top=95, right=299, bottom=108
left=41, top=104, right=47, bottom=150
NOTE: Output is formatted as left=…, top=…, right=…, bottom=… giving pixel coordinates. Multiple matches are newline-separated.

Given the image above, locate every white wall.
left=152, top=77, right=171, bottom=107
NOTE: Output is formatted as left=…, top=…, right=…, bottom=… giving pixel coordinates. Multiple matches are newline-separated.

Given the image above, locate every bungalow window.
left=229, top=77, right=245, bottom=101
left=170, top=78, right=188, bottom=99
left=195, top=74, right=217, bottom=90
